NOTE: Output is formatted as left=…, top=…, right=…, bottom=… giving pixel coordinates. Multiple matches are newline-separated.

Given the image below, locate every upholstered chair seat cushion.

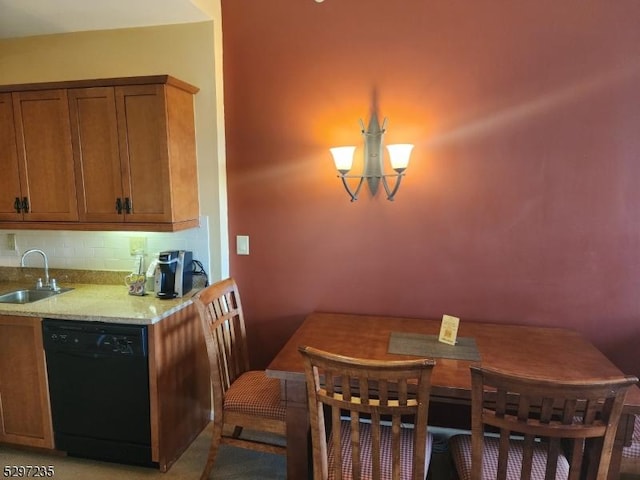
left=224, top=370, right=286, bottom=420
left=327, top=420, right=433, bottom=480
left=622, top=415, right=640, bottom=460
left=449, top=434, right=570, bottom=480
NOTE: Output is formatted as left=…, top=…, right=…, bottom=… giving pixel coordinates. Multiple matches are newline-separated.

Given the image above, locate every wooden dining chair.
left=298, top=345, right=436, bottom=480
left=449, top=365, right=638, bottom=480
left=193, top=278, right=286, bottom=480
left=620, top=414, right=640, bottom=475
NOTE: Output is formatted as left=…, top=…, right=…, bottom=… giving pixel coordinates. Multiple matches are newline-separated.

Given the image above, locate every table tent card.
left=438, top=314, right=460, bottom=346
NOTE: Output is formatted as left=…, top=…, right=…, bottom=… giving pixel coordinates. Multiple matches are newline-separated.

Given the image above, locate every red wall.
left=222, top=1, right=640, bottom=376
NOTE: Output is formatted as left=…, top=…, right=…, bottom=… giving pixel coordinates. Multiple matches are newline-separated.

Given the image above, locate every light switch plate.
left=236, top=235, right=250, bottom=255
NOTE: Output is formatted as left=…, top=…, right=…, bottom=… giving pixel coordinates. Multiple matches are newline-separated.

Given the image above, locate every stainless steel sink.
left=0, top=287, right=73, bottom=304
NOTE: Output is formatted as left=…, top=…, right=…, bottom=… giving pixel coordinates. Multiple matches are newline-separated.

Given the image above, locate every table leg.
left=283, top=378, right=311, bottom=479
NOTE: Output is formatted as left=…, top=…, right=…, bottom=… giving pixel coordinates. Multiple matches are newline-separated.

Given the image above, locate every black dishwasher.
left=42, top=319, right=154, bottom=467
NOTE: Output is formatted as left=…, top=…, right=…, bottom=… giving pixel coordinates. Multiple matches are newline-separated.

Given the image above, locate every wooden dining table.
left=266, top=312, right=640, bottom=480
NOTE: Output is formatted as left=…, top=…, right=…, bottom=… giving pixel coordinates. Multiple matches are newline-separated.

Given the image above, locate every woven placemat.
left=388, top=332, right=481, bottom=361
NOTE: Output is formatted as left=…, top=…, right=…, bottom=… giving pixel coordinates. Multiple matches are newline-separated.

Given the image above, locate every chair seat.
left=622, top=415, right=640, bottom=459
left=224, top=370, right=286, bottom=420
left=449, top=434, right=570, bottom=480
left=327, top=420, right=433, bottom=480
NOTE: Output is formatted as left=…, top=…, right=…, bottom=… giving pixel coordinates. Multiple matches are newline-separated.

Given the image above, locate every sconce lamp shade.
left=386, top=143, right=413, bottom=172
left=330, top=146, right=356, bottom=173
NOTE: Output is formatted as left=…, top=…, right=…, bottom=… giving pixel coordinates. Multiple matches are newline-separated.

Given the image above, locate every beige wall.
left=0, top=21, right=228, bottom=279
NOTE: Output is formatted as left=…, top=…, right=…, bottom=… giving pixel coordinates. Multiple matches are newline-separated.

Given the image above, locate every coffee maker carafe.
left=154, top=250, right=193, bottom=299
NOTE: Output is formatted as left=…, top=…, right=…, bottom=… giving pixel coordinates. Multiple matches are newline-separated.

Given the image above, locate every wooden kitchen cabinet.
left=69, top=80, right=199, bottom=227
left=148, top=302, right=211, bottom=472
left=11, top=89, right=79, bottom=222
left=0, top=315, right=54, bottom=449
left=68, top=86, right=123, bottom=223
left=0, top=93, right=22, bottom=222
left=0, top=75, right=199, bottom=232
left=0, top=90, right=77, bottom=222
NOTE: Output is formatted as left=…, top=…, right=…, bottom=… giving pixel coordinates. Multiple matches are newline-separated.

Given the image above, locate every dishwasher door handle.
left=52, top=350, right=125, bottom=360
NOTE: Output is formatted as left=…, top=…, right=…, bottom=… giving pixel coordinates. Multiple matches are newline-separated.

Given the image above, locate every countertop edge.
left=0, top=282, right=198, bottom=325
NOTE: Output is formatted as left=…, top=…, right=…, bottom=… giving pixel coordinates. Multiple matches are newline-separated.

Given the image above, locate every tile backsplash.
left=0, top=216, right=210, bottom=276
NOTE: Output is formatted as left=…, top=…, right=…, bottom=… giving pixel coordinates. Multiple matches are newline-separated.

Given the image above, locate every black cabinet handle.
left=14, top=197, right=21, bottom=213
left=116, top=198, right=133, bottom=214
left=21, top=197, right=29, bottom=213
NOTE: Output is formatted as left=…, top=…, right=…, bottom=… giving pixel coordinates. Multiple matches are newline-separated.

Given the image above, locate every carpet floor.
left=0, top=423, right=286, bottom=480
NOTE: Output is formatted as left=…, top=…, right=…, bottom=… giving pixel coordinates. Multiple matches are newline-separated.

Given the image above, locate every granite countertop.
left=0, top=281, right=198, bottom=325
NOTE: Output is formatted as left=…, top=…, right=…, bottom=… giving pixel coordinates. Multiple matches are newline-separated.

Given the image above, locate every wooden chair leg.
left=231, top=426, right=243, bottom=438
left=200, top=421, right=224, bottom=480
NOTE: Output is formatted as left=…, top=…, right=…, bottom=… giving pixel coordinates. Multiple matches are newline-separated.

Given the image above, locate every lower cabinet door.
left=0, top=315, right=54, bottom=449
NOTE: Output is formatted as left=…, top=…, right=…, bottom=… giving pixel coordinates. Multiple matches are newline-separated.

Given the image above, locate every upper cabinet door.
left=12, top=89, right=78, bottom=222
left=69, top=87, right=125, bottom=223
left=115, top=84, right=173, bottom=224
left=0, top=93, right=23, bottom=221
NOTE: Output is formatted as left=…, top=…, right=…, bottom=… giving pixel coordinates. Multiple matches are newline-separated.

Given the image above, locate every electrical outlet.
left=129, top=236, right=147, bottom=255
left=6, top=233, right=16, bottom=251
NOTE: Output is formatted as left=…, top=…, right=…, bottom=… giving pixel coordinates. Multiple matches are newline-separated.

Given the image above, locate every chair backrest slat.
left=545, top=437, right=561, bottom=479
left=352, top=414, right=363, bottom=480
left=568, top=439, right=585, bottom=480
left=299, top=345, right=435, bottom=480
left=521, top=434, right=535, bottom=480
left=331, top=406, right=343, bottom=480
left=497, top=431, right=510, bottom=479
left=469, top=365, right=637, bottom=480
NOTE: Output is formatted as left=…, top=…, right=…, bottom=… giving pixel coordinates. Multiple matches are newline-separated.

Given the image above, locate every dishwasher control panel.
left=42, top=319, right=147, bottom=356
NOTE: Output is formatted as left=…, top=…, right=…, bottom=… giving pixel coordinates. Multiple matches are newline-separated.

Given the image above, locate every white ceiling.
left=0, top=0, right=212, bottom=40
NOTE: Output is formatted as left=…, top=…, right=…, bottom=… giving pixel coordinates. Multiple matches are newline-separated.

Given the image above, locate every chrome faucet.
left=20, top=249, right=50, bottom=289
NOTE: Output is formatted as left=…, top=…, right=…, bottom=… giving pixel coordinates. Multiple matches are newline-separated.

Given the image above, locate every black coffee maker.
left=154, top=250, right=193, bottom=299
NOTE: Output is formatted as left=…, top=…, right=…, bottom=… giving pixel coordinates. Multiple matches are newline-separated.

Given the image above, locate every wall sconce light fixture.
left=330, top=112, right=413, bottom=202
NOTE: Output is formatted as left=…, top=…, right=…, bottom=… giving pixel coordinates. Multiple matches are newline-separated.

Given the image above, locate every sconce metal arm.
left=338, top=173, right=365, bottom=202
left=381, top=171, right=405, bottom=201
left=340, top=170, right=405, bottom=202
